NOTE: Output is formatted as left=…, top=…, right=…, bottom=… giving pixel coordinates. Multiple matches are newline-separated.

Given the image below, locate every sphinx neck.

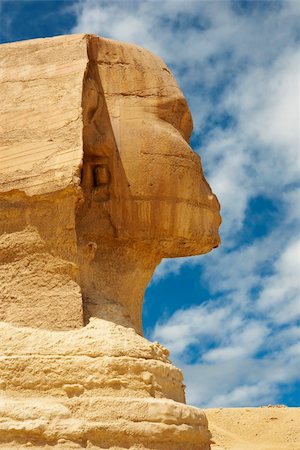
left=78, top=240, right=161, bottom=335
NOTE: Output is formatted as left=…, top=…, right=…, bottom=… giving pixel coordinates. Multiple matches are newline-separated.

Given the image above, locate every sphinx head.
left=75, top=36, right=222, bottom=331
left=80, top=35, right=221, bottom=259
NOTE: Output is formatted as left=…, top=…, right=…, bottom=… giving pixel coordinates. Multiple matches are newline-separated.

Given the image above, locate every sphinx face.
left=84, top=37, right=221, bottom=257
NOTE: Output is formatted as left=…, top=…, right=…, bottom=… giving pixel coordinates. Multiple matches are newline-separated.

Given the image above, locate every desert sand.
left=206, top=406, right=300, bottom=450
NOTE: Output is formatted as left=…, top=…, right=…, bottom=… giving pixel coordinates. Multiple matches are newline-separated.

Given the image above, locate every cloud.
left=152, top=306, right=299, bottom=407
left=182, top=362, right=278, bottom=407
left=152, top=303, right=234, bottom=355
left=257, top=238, right=300, bottom=325
left=202, top=49, right=299, bottom=239
left=152, top=297, right=269, bottom=361
left=152, top=236, right=300, bottom=406
left=152, top=255, right=201, bottom=282
left=182, top=344, right=300, bottom=408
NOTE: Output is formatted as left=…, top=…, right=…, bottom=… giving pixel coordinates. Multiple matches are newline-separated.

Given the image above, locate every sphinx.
left=0, top=34, right=221, bottom=449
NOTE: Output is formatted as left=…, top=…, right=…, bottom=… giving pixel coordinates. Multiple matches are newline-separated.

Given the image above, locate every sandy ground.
left=205, top=406, right=300, bottom=450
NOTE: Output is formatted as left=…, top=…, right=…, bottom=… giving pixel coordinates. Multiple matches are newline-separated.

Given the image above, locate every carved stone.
left=0, top=34, right=221, bottom=449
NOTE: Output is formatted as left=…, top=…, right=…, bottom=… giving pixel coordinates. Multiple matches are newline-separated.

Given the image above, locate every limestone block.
left=0, top=34, right=86, bottom=194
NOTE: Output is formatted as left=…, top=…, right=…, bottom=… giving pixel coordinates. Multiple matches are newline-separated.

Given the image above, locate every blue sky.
left=1, top=0, right=299, bottom=408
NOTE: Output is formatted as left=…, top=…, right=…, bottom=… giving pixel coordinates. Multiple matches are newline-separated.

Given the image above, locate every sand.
left=206, top=406, right=300, bottom=450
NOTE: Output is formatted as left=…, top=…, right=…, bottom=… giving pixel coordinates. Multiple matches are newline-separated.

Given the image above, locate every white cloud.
left=179, top=356, right=299, bottom=407
left=152, top=255, right=199, bottom=282
left=152, top=303, right=235, bottom=355
left=152, top=236, right=300, bottom=407
left=202, top=50, right=299, bottom=240
left=202, top=321, right=269, bottom=363
left=257, top=238, right=300, bottom=324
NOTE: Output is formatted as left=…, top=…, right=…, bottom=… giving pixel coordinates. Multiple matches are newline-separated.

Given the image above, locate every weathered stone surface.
left=0, top=320, right=212, bottom=449
left=0, top=34, right=221, bottom=449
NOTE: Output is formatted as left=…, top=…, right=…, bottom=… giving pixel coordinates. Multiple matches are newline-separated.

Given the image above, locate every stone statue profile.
left=0, top=34, right=221, bottom=449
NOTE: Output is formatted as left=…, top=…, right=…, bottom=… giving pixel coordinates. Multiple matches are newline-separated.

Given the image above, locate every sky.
left=1, top=0, right=299, bottom=408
